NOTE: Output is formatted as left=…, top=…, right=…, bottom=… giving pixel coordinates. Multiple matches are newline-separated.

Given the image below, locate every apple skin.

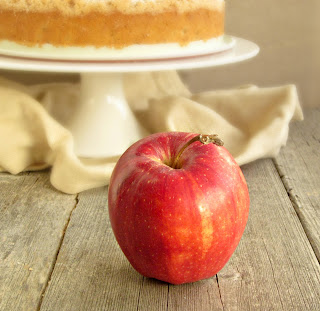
left=108, top=132, right=249, bottom=285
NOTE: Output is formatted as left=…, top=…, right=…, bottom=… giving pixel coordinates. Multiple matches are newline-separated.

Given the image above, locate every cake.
left=0, top=0, right=225, bottom=49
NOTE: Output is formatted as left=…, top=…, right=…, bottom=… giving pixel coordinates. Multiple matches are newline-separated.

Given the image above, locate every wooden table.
left=1, top=108, right=320, bottom=311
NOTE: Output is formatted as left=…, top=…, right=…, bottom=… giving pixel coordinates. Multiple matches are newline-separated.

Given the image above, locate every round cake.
left=0, top=0, right=225, bottom=49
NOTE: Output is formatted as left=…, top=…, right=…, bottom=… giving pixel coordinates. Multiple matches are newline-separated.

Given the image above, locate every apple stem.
left=171, top=134, right=224, bottom=169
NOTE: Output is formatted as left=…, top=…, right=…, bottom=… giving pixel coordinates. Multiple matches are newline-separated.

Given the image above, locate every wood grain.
left=274, top=107, right=320, bottom=260
left=217, top=159, right=320, bottom=310
left=39, top=186, right=148, bottom=311
left=167, top=277, right=223, bottom=311
left=0, top=171, right=76, bottom=311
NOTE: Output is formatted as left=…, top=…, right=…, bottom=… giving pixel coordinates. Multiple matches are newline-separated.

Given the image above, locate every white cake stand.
left=0, top=36, right=259, bottom=158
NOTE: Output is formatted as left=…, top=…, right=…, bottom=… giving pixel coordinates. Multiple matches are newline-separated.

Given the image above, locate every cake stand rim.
left=0, top=36, right=259, bottom=73
left=0, top=35, right=236, bottom=61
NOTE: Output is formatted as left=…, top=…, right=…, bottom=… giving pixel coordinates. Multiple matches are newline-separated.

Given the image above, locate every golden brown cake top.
left=0, top=0, right=224, bottom=15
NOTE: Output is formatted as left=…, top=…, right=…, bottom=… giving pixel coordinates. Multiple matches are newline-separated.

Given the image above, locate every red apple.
left=108, top=132, right=249, bottom=285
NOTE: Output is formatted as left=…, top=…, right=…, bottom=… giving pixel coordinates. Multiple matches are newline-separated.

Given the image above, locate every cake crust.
left=0, top=0, right=224, bottom=15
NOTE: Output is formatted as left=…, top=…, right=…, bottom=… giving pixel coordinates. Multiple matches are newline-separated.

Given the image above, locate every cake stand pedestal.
left=70, top=72, right=146, bottom=157
left=0, top=36, right=259, bottom=158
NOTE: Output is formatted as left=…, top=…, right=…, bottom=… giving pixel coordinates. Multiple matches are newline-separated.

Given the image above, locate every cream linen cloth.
left=0, top=72, right=303, bottom=194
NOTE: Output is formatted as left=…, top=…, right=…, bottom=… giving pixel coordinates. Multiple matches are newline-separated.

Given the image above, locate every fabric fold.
left=0, top=72, right=303, bottom=193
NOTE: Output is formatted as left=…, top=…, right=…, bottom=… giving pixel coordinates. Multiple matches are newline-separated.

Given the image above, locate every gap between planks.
left=0, top=171, right=77, bottom=311
left=272, top=107, right=320, bottom=263
left=36, top=193, right=80, bottom=311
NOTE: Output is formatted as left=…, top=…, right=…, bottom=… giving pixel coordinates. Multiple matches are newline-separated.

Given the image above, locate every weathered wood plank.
left=137, top=275, right=224, bottom=311
left=274, top=107, right=320, bottom=260
left=39, top=186, right=151, bottom=311
left=217, top=159, right=320, bottom=310
left=135, top=278, right=169, bottom=311
left=0, top=171, right=76, bottom=311
left=167, top=276, right=223, bottom=311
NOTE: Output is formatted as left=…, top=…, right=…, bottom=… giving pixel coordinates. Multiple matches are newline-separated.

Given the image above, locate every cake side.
left=0, top=0, right=225, bottom=48
left=0, top=9, right=224, bottom=48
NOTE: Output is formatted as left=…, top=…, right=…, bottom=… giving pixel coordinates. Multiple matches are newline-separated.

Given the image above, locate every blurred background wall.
left=1, top=0, right=319, bottom=107
left=182, top=0, right=320, bottom=107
